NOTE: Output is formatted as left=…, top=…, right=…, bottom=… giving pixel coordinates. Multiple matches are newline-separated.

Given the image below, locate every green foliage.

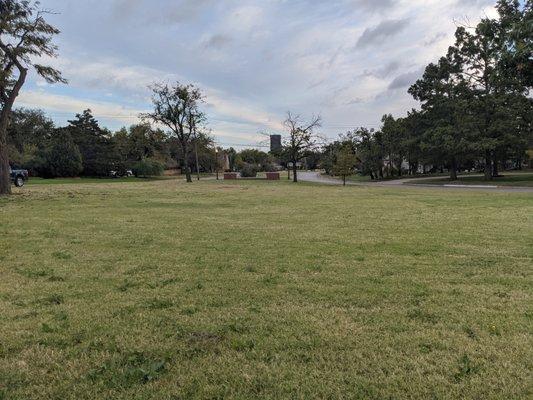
left=234, top=149, right=276, bottom=173
left=32, top=133, right=83, bottom=178
left=141, top=81, right=205, bottom=182
left=239, top=163, right=259, bottom=178
left=65, top=109, right=119, bottom=177
left=238, top=149, right=270, bottom=165
left=132, top=159, right=164, bottom=178
left=332, top=146, right=357, bottom=185
left=114, top=123, right=168, bottom=165
left=7, top=108, right=54, bottom=156
left=0, top=0, right=66, bottom=194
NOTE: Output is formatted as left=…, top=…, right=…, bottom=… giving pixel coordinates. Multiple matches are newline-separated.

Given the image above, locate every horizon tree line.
left=0, top=0, right=531, bottom=195
left=324, top=0, right=532, bottom=181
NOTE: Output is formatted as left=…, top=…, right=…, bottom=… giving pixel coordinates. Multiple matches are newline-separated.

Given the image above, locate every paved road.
left=297, top=171, right=533, bottom=193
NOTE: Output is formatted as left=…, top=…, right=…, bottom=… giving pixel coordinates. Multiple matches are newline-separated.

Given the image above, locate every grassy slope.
left=1, top=180, right=532, bottom=399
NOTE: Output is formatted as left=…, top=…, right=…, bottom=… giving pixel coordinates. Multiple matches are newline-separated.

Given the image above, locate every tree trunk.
left=194, top=140, right=200, bottom=181
left=0, top=109, right=11, bottom=195
left=292, top=163, right=298, bottom=183
left=0, top=64, right=28, bottom=195
left=492, top=155, right=499, bottom=177
left=343, top=175, right=346, bottom=186
left=180, top=143, right=192, bottom=183
left=0, top=126, right=11, bottom=196
left=484, top=151, right=492, bottom=180
left=450, top=159, right=458, bottom=181
left=184, top=160, right=192, bottom=182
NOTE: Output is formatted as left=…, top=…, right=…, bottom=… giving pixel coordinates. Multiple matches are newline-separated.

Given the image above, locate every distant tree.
left=380, top=114, right=406, bottom=177
left=282, top=112, right=321, bottom=182
left=239, top=163, right=259, bottom=178
left=193, top=131, right=215, bottom=173
left=7, top=108, right=54, bottom=167
left=0, top=0, right=66, bottom=194
left=113, top=123, right=168, bottom=166
left=142, top=82, right=204, bottom=183
left=496, top=0, right=532, bottom=89
left=402, top=110, right=426, bottom=175
left=33, top=132, right=82, bottom=178
left=333, top=146, right=357, bottom=186
left=409, top=53, right=477, bottom=180
left=303, top=150, right=322, bottom=170
left=451, top=2, right=531, bottom=179
left=321, top=141, right=341, bottom=175
left=235, top=148, right=275, bottom=172
left=8, top=108, right=53, bottom=151
left=351, top=127, right=385, bottom=180
left=131, top=158, right=164, bottom=178
left=66, top=109, right=117, bottom=176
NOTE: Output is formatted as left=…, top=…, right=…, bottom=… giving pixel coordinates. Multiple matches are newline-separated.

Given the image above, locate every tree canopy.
left=0, top=0, right=65, bottom=194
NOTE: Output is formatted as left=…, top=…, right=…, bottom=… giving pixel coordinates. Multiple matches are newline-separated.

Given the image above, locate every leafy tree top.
left=0, top=0, right=66, bottom=108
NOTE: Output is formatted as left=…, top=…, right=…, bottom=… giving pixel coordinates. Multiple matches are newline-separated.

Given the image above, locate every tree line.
left=1, top=0, right=531, bottom=194
left=6, top=107, right=226, bottom=179
left=5, top=106, right=320, bottom=181
left=324, top=0, right=532, bottom=181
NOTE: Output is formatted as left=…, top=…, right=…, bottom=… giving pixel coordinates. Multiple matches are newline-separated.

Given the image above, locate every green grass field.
left=27, top=176, right=184, bottom=185
left=1, top=180, right=532, bottom=399
left=411, top=172, right=533, bottom=187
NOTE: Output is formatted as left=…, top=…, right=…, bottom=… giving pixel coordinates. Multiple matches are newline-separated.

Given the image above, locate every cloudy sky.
left=18, top=0, right=497, bottom=148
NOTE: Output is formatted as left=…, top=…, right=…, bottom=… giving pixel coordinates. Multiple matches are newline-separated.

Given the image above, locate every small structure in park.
left=224, top=173, right=238, bottom=180
left=266, top=172, right=280, bottom=180
left=223, top=172, right=280, bottom=180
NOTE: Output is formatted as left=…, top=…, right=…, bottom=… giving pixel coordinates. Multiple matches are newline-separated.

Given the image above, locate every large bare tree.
left=142, top=82, right=203, bottom=183
left=0, top=0, right=66, bottom=195
left=283, top=112, right=321, bottom=183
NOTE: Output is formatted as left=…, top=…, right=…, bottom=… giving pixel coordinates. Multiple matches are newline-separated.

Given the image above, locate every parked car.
left=10, top=167, right=29, bottom=187
left=109, top=169, right=134, bottom=178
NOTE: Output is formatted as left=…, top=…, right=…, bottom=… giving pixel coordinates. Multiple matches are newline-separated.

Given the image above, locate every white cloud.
left=17, top=90, right=143, bottom=125
left=24, top=0, right=500, bottom=142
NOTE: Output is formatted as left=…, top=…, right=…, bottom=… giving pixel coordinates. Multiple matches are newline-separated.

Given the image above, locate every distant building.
left=270, top=135, right=282, bottom=152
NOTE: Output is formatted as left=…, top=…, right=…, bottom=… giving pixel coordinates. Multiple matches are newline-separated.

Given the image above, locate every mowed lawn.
left=412, top=172, right=533, bottom=187
left=1, top=180, right=532, bottom=400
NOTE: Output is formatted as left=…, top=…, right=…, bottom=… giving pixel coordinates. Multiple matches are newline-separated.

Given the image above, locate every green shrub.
left=262, top=163, right=278, bottom=172
left=33, top=134, right=83, bottom=178
left=239, top=163, right=258, bottom=178
left=132, top=159, right=164, bottom=177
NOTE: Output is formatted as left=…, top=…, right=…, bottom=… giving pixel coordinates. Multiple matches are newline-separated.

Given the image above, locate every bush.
left=34, top=135, right=83, bottom=178
left=239, top=163, right=259, bottom=178
left=132, top=159, right=164, bottom=177
left=262, top=163, right=278, bottom=172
